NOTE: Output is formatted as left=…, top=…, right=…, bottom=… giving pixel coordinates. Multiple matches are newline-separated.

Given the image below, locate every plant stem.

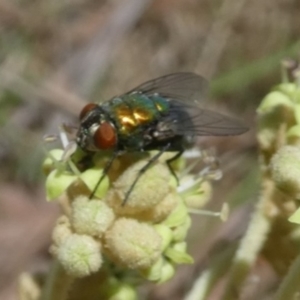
left=275, top=254, right=300, bottom=300
left=41, top=259, right=74, bottom=300
left=222, top=177, right=275, bottom=300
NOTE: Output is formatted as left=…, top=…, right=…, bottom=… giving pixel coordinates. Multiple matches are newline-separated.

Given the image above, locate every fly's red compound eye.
left=94, top=122, right=117, bottom=149
left=79, top=103, right=98, bottom=120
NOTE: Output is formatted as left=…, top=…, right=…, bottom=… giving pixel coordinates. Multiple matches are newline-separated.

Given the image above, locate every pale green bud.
left=287, top=125, right=300, bottom=145
left=289, top=207, right=300, bottom=224
left=109, top=283, right=137, bottom=300
left=276, top=81, right=300, bottom=104
left=104, top=218, right=162, bottom=270
left=220, top=203, right=230, bottom=221
left=140, top=257, right=164, bottom=281
left=270, top=145, right=300, bottom=198
left=294, top=89, right=300, bottom=104
left=158, top=260, right=176, bottom=283
left=45, top=169, right=77, bottom=201
left=57, top=234, right=102, bottom=277
left=42, top=149, right=64, bottom=175
left=257, top=90, right=295, bottom=151
left=183, top=180, right=212, bottom=209
left=71, top=196, right=115, bottom=237
left=52, top=215, right=72, bottom=247
left=257, top=127, right=278, bottom=152
left=79, top=167, right=109, bottom=199
left=257, top=91, right=293, bottom=115
left=172, top=216, right=191, bottom=242
left=294, top=104, right=300, bottom=124
left=163, top=198, right=189, bottom=228
left=154, top=224, right=173, bottom=251
left=173, top=241, right=187, bottom=252
left=276, top=83, right=297, bottom=99
left=164, top=242, right=194, bottom=265
left=106, top=160, right=171, bottom=214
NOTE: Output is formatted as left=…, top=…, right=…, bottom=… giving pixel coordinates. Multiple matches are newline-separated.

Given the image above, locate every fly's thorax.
left=110, top=94, right=169, bottom=136
left=77, top=103, right=118, bottom=151
left=150, top=94, right=170, bottom=113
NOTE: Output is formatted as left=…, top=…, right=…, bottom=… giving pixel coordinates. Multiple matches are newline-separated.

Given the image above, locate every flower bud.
left=71, top=196, right=115, bottom=237
left=257, top=127, right=278, bottom=152
left=42, top=149, right=64, bottom=175
left=276, top=83, right=297, bottom=99
left=154, top=224, right=173, bottom=251
left=172, top=216, right=191, bottom=242
left=164, top=242, right=194, bottom=264
left=57, top=234, right=102, bottom=277
left=131, top=192, right=179, bottom=223
left=46, top=170, right=77, bottom=201
left=106, top=160, right=171, bottom=214
left=257, top=91, right=293, bottom=115
left=104, top=218, right=162, bottom=270
left=289, top=207, right=300, bottom=224
left=294, top=104, right=300, bottom=124
left=183, top=181, right=212, bottom=209
left=52, top=215, right=72, bottom=247
left=108, top=283, right=137, bottom=300
left=140, top=257, right=164, bottom=282
left=163, top=198, right=189, bottom=228
left=287, top=125, right=300, bottom=145
left=159, top=261, right=176, bottom=283
left=80, top=167, right=109, bottom=199
left=257, top=90, right=296, bottom=151
left=270, top=145, right=300, bottom=198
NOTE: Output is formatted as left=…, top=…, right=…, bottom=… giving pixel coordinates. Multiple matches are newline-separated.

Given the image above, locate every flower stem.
left=222, top=177, right=275, bottom=300
left=275, top=254, right=300, bottom=300
left=41, top=259, right=74, bottom=300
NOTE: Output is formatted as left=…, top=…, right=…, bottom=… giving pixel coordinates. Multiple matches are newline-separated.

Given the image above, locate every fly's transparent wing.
left=156, top=98, right=248, bottom=137
left=126, top=72, right=248, bottom=137
left=126, top=72, right=208, bottom=103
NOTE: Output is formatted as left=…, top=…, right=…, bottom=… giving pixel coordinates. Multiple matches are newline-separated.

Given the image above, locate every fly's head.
left=77, top=103, right=118, bottom=152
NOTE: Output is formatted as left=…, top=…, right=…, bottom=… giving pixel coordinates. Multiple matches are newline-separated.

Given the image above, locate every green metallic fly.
left=76, top=72, right=248, bottom=203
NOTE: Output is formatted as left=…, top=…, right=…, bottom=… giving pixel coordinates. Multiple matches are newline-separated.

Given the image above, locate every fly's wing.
left=126, top=72, right=248, bottom=137
left=126, top=72, right=208, bottom=103
left=166, top=101, right=248, bottom=136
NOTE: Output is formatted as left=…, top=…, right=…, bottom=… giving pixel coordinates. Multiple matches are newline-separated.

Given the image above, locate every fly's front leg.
left=89, top=150, right=120, bottom=199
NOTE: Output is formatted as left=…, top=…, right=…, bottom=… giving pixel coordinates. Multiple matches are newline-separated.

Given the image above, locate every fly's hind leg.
left=166, top=149, right=183, bottom=185
left=122, top=143, right=172, bottom=206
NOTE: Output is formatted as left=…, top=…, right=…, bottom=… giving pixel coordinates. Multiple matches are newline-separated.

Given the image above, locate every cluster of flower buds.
left=257, top=60, right=300, bottom=223
left=42, top=143, right=222, bottom=299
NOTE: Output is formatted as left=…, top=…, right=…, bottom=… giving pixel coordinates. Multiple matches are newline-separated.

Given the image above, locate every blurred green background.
left=0, top=0, right=299, bottom=299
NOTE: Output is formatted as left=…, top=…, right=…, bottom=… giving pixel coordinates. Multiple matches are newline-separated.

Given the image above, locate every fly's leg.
left=166, top=149, right=183, bottom=185
left=89, top=150, right=119, bottom=199
left=122, top=143, right=171, bottom=206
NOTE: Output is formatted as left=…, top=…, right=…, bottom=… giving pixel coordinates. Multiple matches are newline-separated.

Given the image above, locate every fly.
left=76, top=72, right=248, bottom=204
